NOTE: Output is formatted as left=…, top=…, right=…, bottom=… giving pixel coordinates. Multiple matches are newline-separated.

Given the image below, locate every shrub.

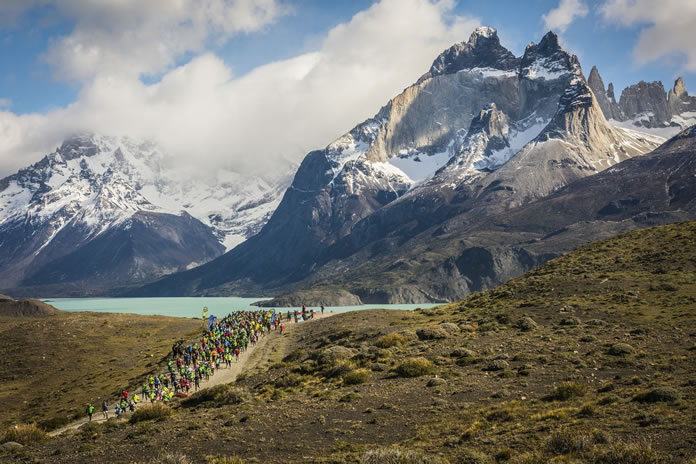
left=152, top=452, right=194, bottom=464
left=3, top=424, right=48, bottom=446
left=344, top=368, right=371, bottom=385
left=559, top=316, right=581, bottom=326
left=578, top=403, right=596, bottom=417
left=416, top=326, right=449, bottom=340
left=183, top=384, right=249, bottom=408
left=457, top=449, right=494, bottom=464
left=283, top=349, right=306, bottom=363
left=206, top=457, right=245, bottom=464
left=451, top=347, right=476, bottom=358
left=129, top=403, right=173, bottom=424
left=546, top=429, right=593, bottom=455
left=339, top=392, right=362, bottom=403
left=395, top=357, right=434, bottom=377
left=545, top=381, right=587, bottom=401
left=324, top=361, right=354, bottom=379
left=439, top=322, right=460, bottom=334
left=608, top=343, right=635, bottom=356
left=274, top=373, right=303, bottom=388
left=592, top=442, right=660, bottom=463
left=376, top=333, right=407, bottom=348
left=317, top=346, right=355, bottom=366
left=361, top=446, right=448, bottom=464
left=633, top=387, right=680, bottom=403
left=516, top=316, right=538, bottom=331
left=483, top=360, right=509, bottom=371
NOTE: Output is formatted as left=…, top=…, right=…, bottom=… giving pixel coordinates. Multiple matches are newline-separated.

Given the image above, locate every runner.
left=86, top=404, right=94, bottom=422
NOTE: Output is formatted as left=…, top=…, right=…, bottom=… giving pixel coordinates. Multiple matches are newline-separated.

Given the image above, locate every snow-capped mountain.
left=134, top=27, right=666, bottom=301
left=0, top=134, right=293, bottom=295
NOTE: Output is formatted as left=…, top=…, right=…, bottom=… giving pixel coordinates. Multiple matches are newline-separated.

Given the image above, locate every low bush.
left=546, top=429, right=593, bottom=455
left=183, top=384, right=249, bottom=408
left=283, top=349, right=307, bottom=363
left=545, top=381, right=587, bottom=401
left=375, top=333, right=407, bottom=348
left=361, top=446, right=448, bottom=464
left=129, top=403, right=173, bottom=424
left=633, top=387, right=680, bottom=403
left=395, top=357, right=434, bottom=377
left=343, top=368, right=371, bottom=385
left=3, top=423, right=48, bottom=446
left=591, top=441, right=660, bottom=463
left=457, top=449, right=494, bottom=464
left=274, top=373, right=303, bottom=388
left=608, top=343, right=635, bottom=356
left=416, top=326, right=449, bottom=340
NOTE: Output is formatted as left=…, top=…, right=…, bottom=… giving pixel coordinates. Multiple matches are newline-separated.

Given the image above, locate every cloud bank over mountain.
left=0, top=0, right=478, bottom=179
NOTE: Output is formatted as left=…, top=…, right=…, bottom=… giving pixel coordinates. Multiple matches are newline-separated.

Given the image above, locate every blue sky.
left=0, top=0, right=694, bottom=177
left=1, top=0, right=693, bottom=115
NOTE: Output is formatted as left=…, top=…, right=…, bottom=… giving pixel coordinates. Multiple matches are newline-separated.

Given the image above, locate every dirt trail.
left=49, top=312, right=334, bottom=436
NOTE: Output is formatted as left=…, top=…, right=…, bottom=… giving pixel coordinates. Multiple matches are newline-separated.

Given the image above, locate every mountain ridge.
left=132, top=27, right=671, bottom=302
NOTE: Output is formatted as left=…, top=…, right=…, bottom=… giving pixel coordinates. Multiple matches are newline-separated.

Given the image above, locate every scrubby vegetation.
left=3, top=222, right=695, bottom=463
left=2, top=424, right=47, bottom=446
left=129, top=404, right=173, bottom=424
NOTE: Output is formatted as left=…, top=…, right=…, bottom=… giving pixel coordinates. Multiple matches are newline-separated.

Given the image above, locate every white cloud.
left=600, top=0, right=696, bottom=71
left=0, top=0, right=288, bottom=82
left=0, top=0, right=480, bottom=180
left=542, top=0, right=588, bottom=33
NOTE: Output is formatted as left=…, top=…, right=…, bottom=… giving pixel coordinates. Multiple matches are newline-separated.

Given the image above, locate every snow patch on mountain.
left=475, top=116, right=550, bottom=171
left=0, top=134, right=293, bottom=252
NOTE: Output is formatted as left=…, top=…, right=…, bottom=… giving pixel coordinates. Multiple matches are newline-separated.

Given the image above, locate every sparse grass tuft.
left=545, top=381, right=587, bottom=401
left=633, top=387, right=680, bottom=403
left=183, top=384, right=250, bottom=408
left=129, top=403, right=173, bottom=424
left=376, top=333, right=408, bottom=348
left=3, top=423, right=48, bottom=446
left=361, top=446, right=448, bottom=464
left=395, top=357, right=434, bottom=377
left=343, top=368, right=371, bottom=385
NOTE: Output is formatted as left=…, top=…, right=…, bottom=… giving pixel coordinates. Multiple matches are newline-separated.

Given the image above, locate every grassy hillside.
left=0, top=311, right=201, bottom=431
left=2, top=221, right=695, bottom=463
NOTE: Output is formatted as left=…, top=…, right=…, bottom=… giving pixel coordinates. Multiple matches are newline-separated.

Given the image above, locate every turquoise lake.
left=43, top=297, right=442, bottom=319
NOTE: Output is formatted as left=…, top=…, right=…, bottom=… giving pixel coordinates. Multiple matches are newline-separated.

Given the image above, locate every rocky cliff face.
left=134, top=27, right=664, bottom=301
left=0, top=134, right=292, bottom=296
left=588, top=68, right=696, bottom=136
left=588, top=65, right=621, bottom=120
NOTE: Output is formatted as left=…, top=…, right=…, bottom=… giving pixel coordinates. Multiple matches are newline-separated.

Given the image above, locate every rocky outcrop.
left=618, top=80, right=672, bottom=128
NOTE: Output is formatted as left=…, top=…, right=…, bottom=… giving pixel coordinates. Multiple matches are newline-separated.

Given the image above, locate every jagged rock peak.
left=536, top=30, right=561, bottom=53
left=469, top=103, right=510, bottom=140
left=618, top=80, right=671, bottom=127
left=520, top=31, right=578, bottom=81
left=607, top=82, right=616, bottom=100
left=468, top=26, right=499, bottom=46
left=424, top=26, right=519, bottom=80
left=588, top=66, right=604, bottom=89
left=673, top=77, right=687, bottom=97
left=587, top=65, right=621, bottom=120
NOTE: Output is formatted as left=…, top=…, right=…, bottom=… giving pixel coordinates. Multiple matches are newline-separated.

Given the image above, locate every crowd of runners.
left=85, top=306, right=326, bottom=422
